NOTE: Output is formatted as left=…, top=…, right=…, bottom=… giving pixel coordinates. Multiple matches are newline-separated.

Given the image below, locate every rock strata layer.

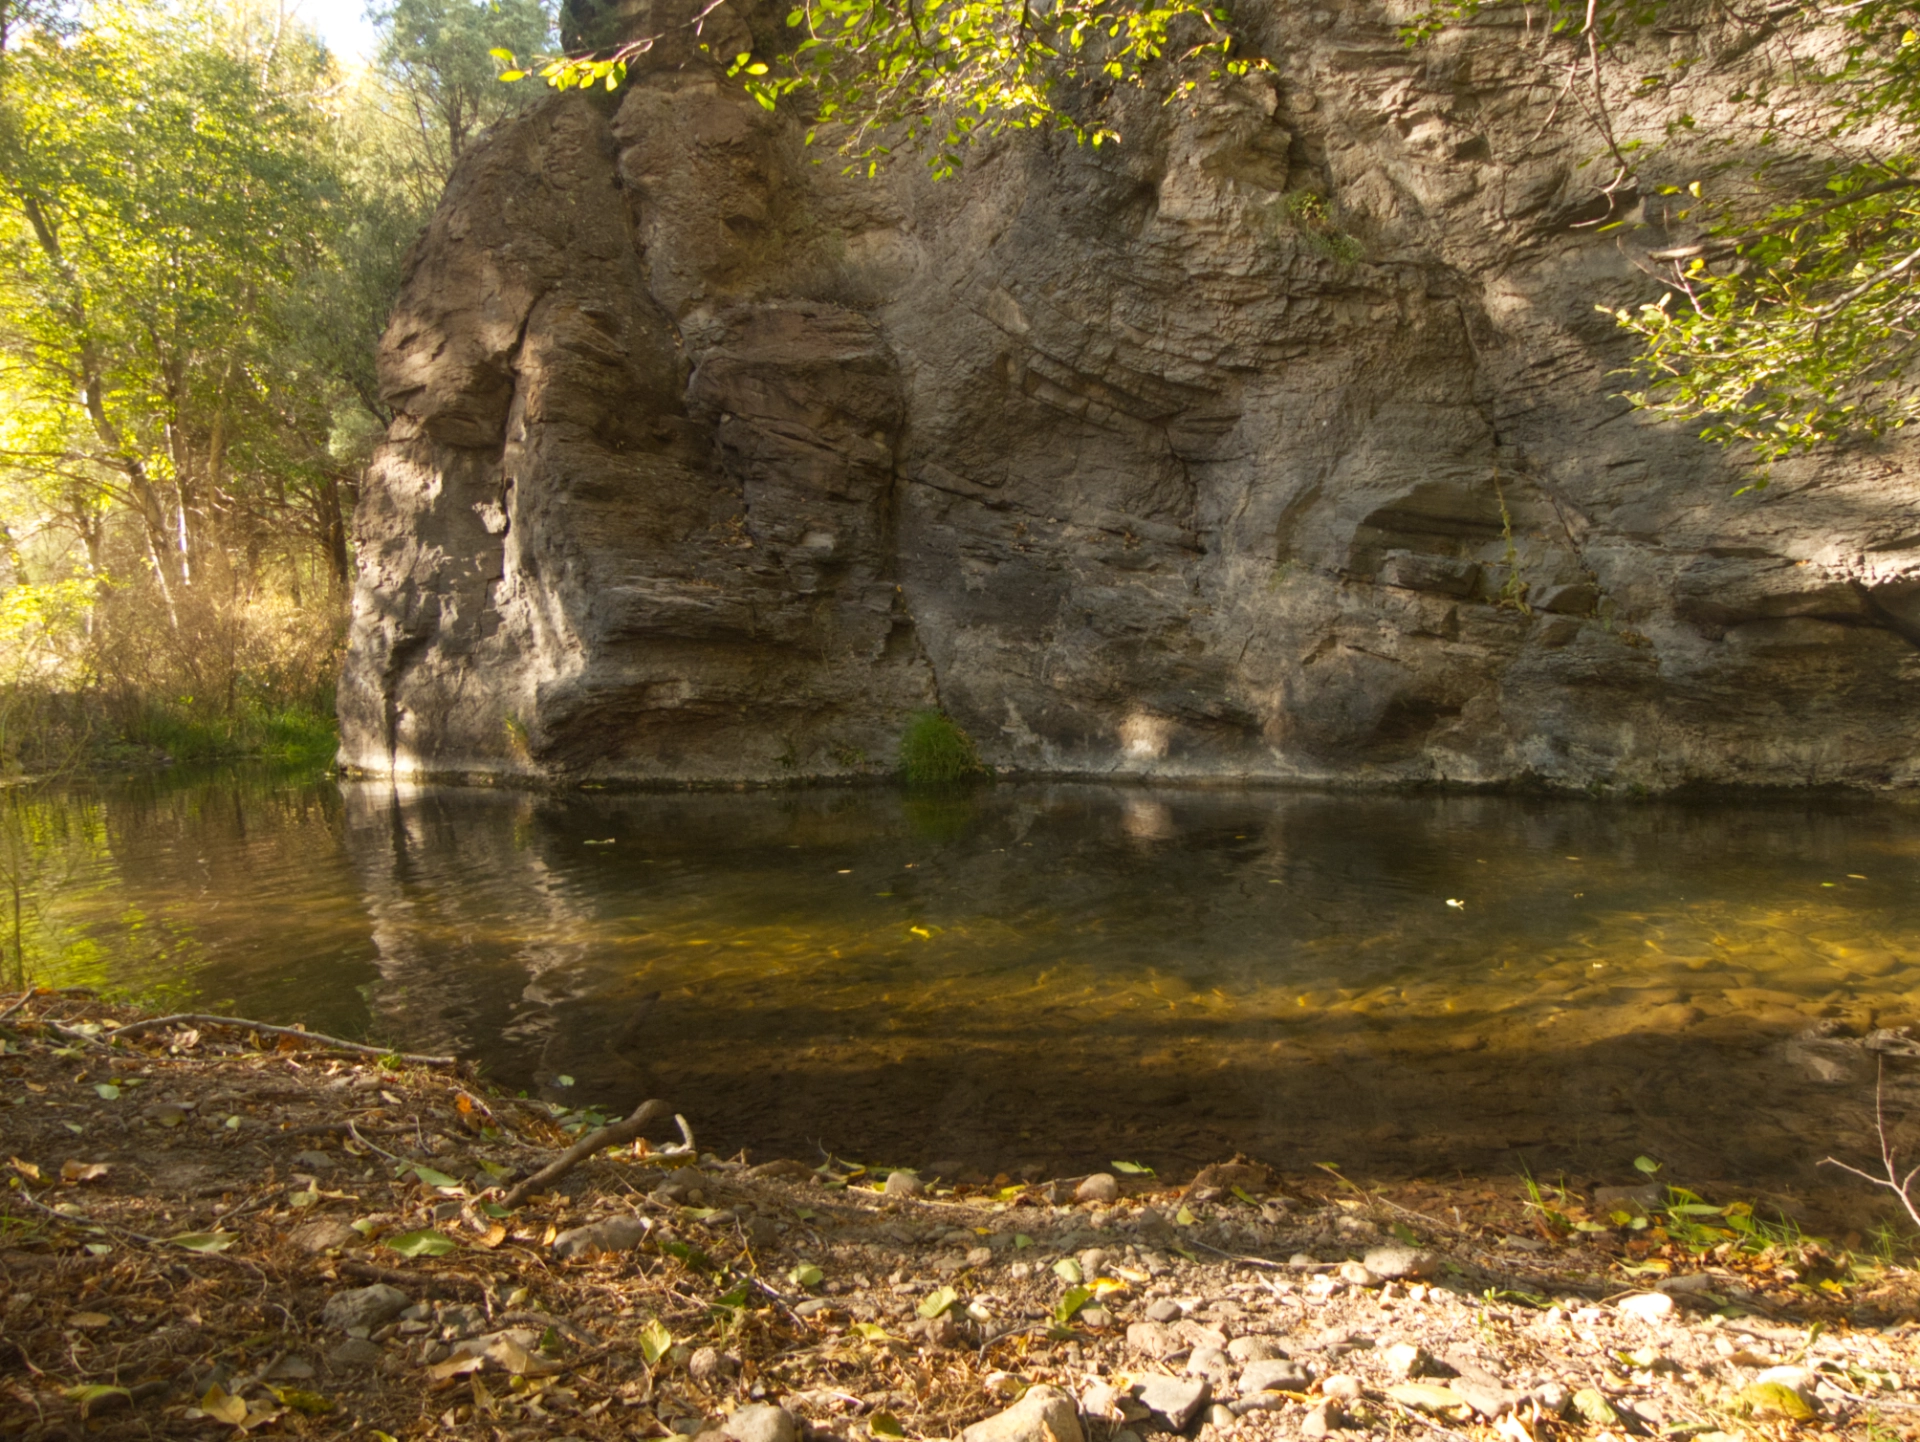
left=341, top=0, right=1920, bottom=789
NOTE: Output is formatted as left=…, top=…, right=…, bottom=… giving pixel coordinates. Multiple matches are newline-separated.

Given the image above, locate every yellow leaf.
left=202, top=1385, right=248, bottom=1426
left=8, top=1156, right=40, bottom=1181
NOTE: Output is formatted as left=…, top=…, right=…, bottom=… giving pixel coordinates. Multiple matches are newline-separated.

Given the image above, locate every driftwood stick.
left=502, top=1098, right=677, bottom=1208
left=103, top=1013, right=457, bottom=1067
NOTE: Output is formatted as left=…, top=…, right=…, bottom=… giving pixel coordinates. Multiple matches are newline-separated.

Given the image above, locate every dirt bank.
left=1, top=991, right=1915, bottom=1440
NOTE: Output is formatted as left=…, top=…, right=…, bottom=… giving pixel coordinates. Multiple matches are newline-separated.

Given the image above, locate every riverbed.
left=14, top=769, right=1920, bottom=1221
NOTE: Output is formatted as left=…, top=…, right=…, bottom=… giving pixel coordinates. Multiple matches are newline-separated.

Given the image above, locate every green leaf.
left=1054, top=1284, right=1092, bottom=1323
left=1052, top=1257, right=1083, bottom=1283
left=412, top=1165, right=460, bottom=1189
left=1013, top=1233, right=1032, bottom=1249
left=916, top=1285, right=958, bottom=1318
left=166, top=1232, right=236, bottom=1252
left=93, top=1083, right=120, bottom=1100
left=385, top=1229, right=457, bottom=1257
left=1110, top=1160, right=1154, bottom=1175
left=852, top=1321, right=896, bottom=1341
left=1633, top=1155, right=1661, bottom=1175
left=65, top=1384, right=131, bottom=1405
left=659, top=1238, right=714, bottom=1270
left=638, top=1318, right=673, bottom=1364
left=790, top=1262, right=824, bottom=1288
left=870, top=1412, right=907, bottom=1438
left=1175, top=1205, right=1197, bottom=1226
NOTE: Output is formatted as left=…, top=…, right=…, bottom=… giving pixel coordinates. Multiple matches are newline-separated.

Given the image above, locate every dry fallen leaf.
left=68, top=1311, right=112, bottom=1329
left=427, top=1354, right=486, bottom=1384
left=474, top=1222, right=508, bottom=1249
left=61, top=1160, right=110, bottom=1184
left=201, top=1385, right=248, bottom=1426
left=8, top=1156, right=41, bottom=1182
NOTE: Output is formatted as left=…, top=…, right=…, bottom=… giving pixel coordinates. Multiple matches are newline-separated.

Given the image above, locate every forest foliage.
left=0, top=0, right=551, bottom=773
left=5, top=0, right=1920, bottom=778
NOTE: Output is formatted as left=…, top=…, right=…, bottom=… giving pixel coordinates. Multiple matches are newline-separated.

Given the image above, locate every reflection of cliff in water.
left=338, top=782, right=1920, bottom=1222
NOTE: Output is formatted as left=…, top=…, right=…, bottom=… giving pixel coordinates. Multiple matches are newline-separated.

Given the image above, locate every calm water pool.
left=13, top=770, right=1920, bottom=1218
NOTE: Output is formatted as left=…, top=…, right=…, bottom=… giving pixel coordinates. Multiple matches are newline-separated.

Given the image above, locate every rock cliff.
left=339, top=0, right=1920, bottom=789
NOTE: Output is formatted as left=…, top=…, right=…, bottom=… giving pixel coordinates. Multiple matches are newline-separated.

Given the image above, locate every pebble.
left=884, top=1171, right=924, bottom=1199
left=1616, top=1292, right=1676, bottom=1322
left=1146, top=1298, right=1183, bottom=1323
left=322, top=1284, right=409, bottom=1333
left=1320, top=1376, right=1362, bottom=1403
left=1078, top=1247, right=1109, bottom=1276
left=1386, top=1383, right=1470, bottom=1416
left=289, top=1219, right=358, bottom=1255
left=960, top=1384, right=1087, bottom=1442
left=1451, top=1378, right=1524, bottom=1418
left=1237, top=1359, right=1311, bottom=1394
left=1079, top=1307, right=1113, bottom=1330
left=1206, top=1404, right=1235, bottom=1431
left=1381, top=1342, right=1431, bottom=1379
left=1362, top=1246, right=1438, bottom=1281
left=325, top=1337, right=384, bottom=1368
left=1335, top=1261, right=1377, bottom=1287
left=1530, top=1382, right=1571, bottom=1416
left=1133, top=1374, right=1211, bottom=1430
left=1075, top=1174, right=1119, bottom=1205
left=1300, top=1402, right=1340, bottom=1438
left=689, top=1346, right=738, bottom=1382
left=552, top=1214, right=650, bottom=1259
left=724, top=1404, right=797, bottom=1442
left=1226, top=1336, right=1285, bottom=1363
left=1226, top=1396, right=1286, bottom=1416
left=1187, top=1345, right=1232, bottom=1382
left=966, top=1247, right=994, bottom=1268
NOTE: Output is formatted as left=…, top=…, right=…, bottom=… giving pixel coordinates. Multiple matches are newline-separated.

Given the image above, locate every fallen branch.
left=0, top=989, right=34, bottom=1024
left=501, top=1098, right=681, bottom=1208
left=103, top=1012, right=458, bottom=1067
left=1822, top=1058, right=1920, bottom=1230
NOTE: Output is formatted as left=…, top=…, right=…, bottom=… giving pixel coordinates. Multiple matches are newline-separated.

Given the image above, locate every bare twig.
left=103, top=1012, right=458, bottom=1066
left=1822, top=1058, right=1920, bottom=1230
left=501, top=1099, right=683, bottom=1208
left=0, top=988, right=33, bottom=1024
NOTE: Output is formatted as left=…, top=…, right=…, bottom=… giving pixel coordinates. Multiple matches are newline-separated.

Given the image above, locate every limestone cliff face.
left=340, top=0, right=1920, bottom=789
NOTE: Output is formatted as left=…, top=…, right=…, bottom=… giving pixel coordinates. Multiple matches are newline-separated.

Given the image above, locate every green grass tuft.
left=898, top=710, right=986, bottom=785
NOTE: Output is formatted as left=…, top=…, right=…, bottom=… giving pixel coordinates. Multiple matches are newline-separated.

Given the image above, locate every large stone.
left=960, top=1384, right=1086, bottom=1442
left=724, top=1404, right=798, bottom=1442
left=1363, top=1246, right=1439, bottom=1281
left=339, top=4, right=1920, bottom=797
left=321, top=1284, right=409, bottom=1333
left=1133, top=1374, right=1210, bottom=1430
left=1074, top=1174, right=1119, bottom=1205
left=1238, top=1359, right=1311, bottom=1394
left=552, top=1214, right=650, bottom=1258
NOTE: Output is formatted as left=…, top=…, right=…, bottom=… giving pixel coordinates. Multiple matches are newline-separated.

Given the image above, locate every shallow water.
left=16, top=770, right=1920, bottom=1217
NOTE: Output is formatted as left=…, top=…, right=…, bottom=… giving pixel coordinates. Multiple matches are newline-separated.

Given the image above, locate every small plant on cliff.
left=1280, top=190, right=1363, bottom=265
left=898, top=710, right=986, bottom=786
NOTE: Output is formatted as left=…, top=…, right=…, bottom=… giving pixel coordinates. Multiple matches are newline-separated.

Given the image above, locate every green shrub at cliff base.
left=503, top=0, right=1266, bottom=177
left=898, top=710, right=987, bottom=785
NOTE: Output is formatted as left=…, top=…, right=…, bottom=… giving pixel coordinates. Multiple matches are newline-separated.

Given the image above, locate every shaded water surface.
left=20, top=771, right=1920, bottom=1215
